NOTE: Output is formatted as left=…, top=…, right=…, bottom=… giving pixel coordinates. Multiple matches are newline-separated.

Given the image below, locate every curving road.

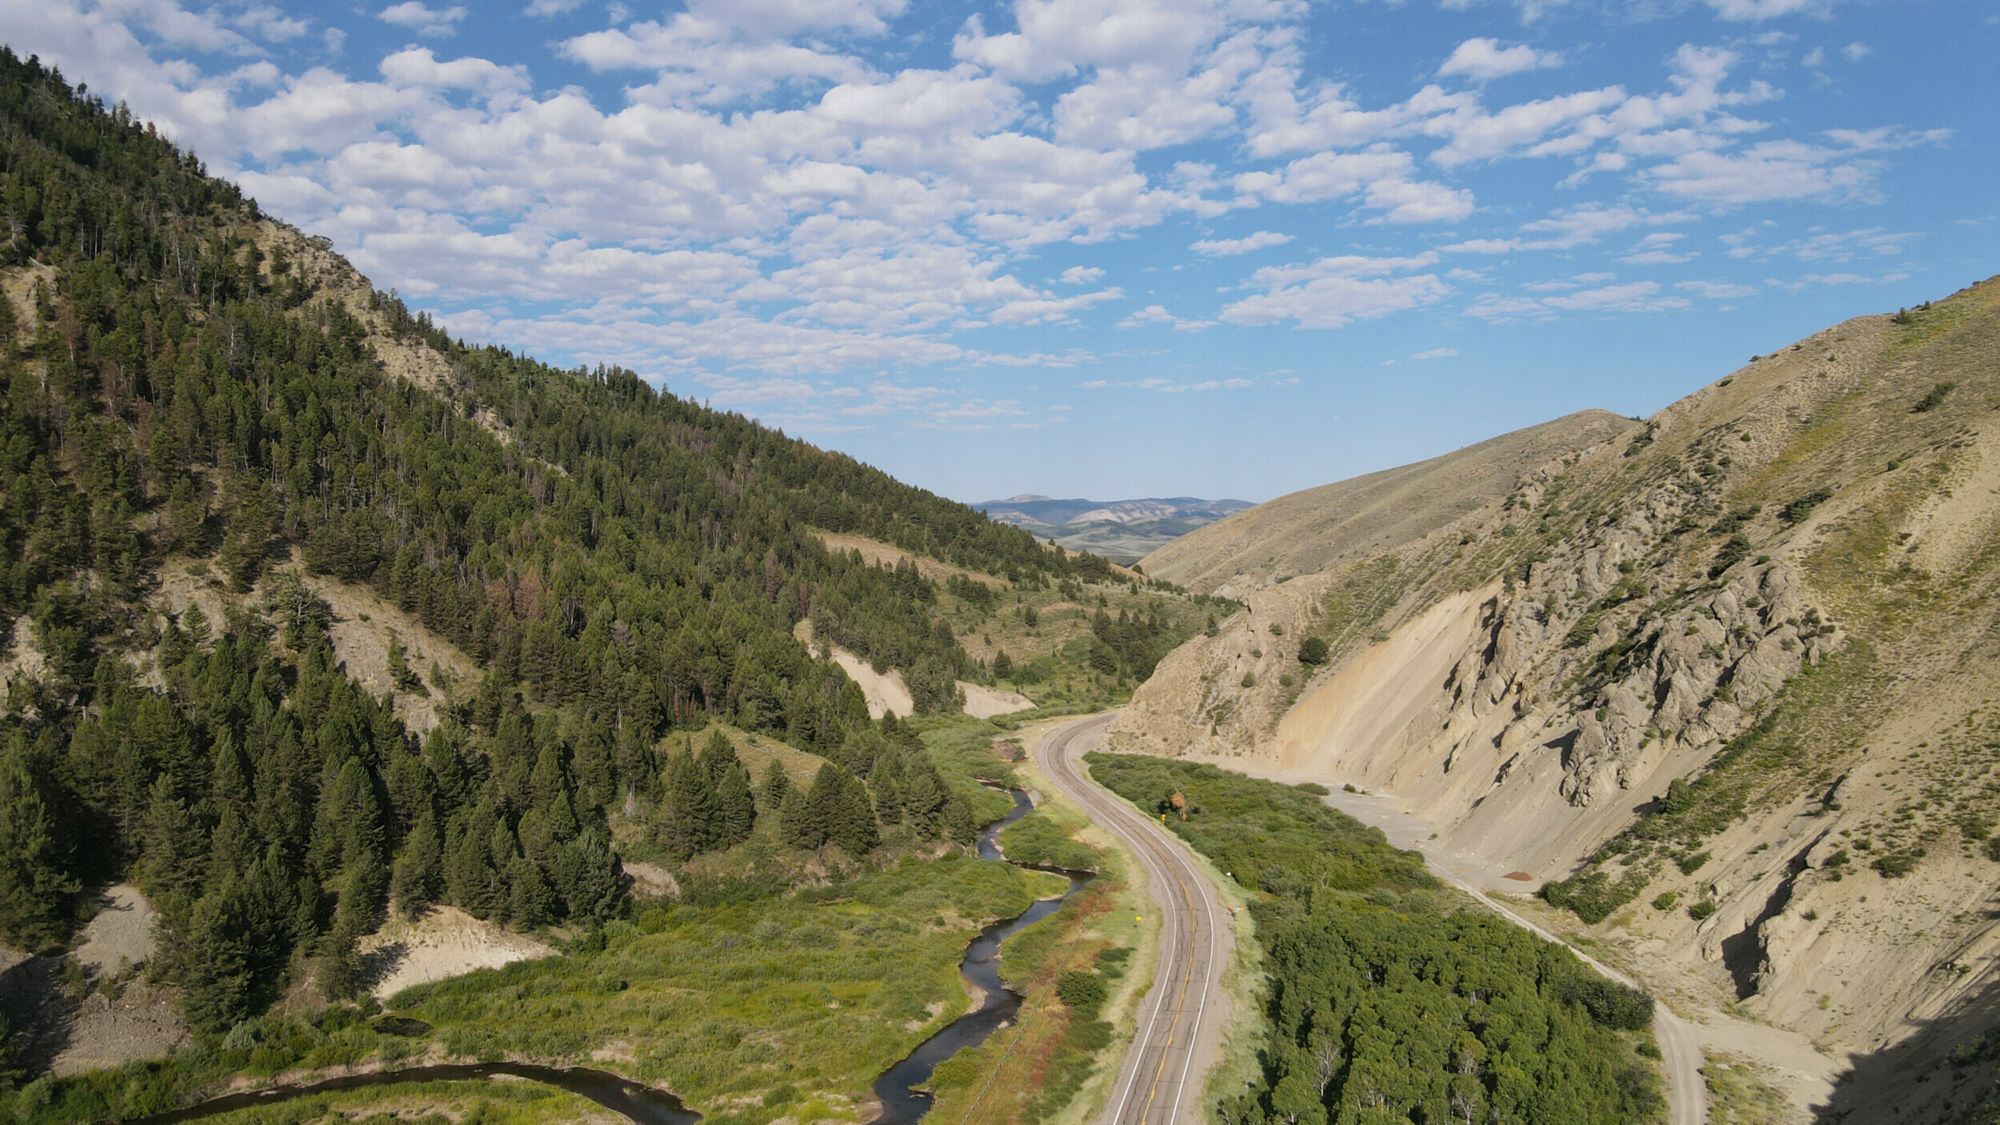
left=1039, top=712, right=1705, bottom=1125
left=1037, top=714, right=1230, bottom=1125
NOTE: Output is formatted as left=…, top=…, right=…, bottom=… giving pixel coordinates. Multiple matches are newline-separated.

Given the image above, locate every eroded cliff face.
left=1114, top=276, right=2000, bottom=1117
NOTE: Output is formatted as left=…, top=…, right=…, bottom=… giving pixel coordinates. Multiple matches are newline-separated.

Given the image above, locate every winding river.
left=120, top=786, right=1083, bottom=1125
left=868, top=786, right=1092, bottom=1125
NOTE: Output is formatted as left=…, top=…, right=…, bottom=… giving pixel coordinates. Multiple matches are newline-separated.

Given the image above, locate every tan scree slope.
left=1116, top=276, right=2000, bottom=1122
left=1140, top=409, right=1636, bottom=596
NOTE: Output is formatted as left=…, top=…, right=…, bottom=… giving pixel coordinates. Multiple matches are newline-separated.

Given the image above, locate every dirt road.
left=1037, top=715, right=1231, bottom=1125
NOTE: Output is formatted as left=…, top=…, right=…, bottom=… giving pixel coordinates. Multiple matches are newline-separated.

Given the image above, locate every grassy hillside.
left=1140, top=409, right=1635, bottom=594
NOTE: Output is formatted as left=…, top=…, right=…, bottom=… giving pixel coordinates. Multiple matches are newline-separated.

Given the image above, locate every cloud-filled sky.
left=4, top=0, right=1995, bottom=502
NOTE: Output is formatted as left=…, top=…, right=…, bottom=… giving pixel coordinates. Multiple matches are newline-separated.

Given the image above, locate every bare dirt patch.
left=958, top=682, right=1034, bottom=720
left=359, top=906, right=556, bottom=1003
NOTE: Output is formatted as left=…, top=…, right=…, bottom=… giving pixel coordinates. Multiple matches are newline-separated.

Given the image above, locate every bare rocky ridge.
left=1115, top=276, right=2000, bottom=1120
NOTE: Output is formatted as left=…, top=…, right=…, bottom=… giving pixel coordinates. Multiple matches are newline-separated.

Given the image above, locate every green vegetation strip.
left=1086, top=753, right=1665, bottom=1125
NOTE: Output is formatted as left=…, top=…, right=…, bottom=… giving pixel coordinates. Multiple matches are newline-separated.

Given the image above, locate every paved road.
left=1040, top=713, right=1705, bottom=1125
left=1416, top=859, right=1708, bottom=1125
left=1037, top=714, right=1228, bottom=1125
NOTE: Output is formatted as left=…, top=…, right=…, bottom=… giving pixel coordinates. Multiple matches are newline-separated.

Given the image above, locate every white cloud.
left=1467, top=280, right=1689, bottom=320
left=1191, top=230, right=1292, bottom=256
left=378, top=3, right=467, bottom=38
left=1618, top=231, right=1695, bottom=264
left=523, top=0, right=588, bottom=15
left=1677, top=280, right=1759, bottom=298
left=1411, top=347, right=1459, bottom=359
left=1437, top=38, right=1562, bottom=81
left=1059, top=266, right=1105, bottom=284
left=1841, top=41, right=1872, bottom=62
left=1703, top=0, right=1844, bottom=19
left=1115, top=304, right=1216, bottom=331
left=1221, top=253, right=1448, bottom=328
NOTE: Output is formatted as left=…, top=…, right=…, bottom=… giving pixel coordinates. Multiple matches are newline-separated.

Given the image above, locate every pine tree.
left=828, top=768, right=879, bottom=856
left=552, top=828, right=623, bottom=924
left=658, top=750, right=719, bottom=861
left=779, top=780, right=825, bottom=851
left=759, top=760, right=792, bottom=809
left=391, top=809, right=444, bottom=917
left=0, top=744, right=78, bottom=950
left=715, top=761, right=756, bottom=848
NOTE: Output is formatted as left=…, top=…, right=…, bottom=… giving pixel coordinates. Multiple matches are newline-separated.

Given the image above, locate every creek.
left=867, top=786, right=1092, bottom=1125
left=119, top=788, right=1083, bottom=1125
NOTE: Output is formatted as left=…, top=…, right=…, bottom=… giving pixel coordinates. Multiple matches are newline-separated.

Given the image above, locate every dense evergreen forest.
left=1087, top=754, right=1664, bottom=1125
left=0, top=47, right=1132, bottom=1047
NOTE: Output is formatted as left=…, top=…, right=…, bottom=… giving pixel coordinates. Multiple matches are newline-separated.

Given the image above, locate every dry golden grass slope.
left=1140, top=409, right=1637, bottom=596
left=1114, top=276, right=2000, bottom=1122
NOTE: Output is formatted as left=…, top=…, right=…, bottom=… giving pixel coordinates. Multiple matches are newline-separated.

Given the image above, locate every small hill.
left=1115, top=277, right=2000, bottom=1121
left=1140, top=410, right=1637, bottom=595
left=977, top=495, right=1252, bottom=563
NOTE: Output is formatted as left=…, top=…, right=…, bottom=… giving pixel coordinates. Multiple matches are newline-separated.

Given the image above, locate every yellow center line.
left=1136, top=861, right=1197, bottom=1122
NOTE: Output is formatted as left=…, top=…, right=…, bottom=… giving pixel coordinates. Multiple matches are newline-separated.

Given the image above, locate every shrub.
left=1298, top=637, right=1329, bottom=665
left=1675, top=850, right=1711, bottom=875
left=1558, top=973, right=1655, bottom=1031
left=1912, top=381, right=1957, bottom=413
left=1652, top=892, right=1679, bottom=912
left=1780, top=489, right=1833, bottom=525
left=1054, top=970, right=1107, bottom=1013
left=1687, top=900, right=1717, bottom=921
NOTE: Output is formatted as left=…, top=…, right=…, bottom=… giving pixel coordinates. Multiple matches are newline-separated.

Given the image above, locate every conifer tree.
left=759, top=759, right=792, bottom=810
left=391, top=809, right=444, bottom=917
left=828, top=767, right=879, bottom=856
left=659, top=750, right=720, bottom=861
left=779, top=779, right=826, bottom=851
left=715, top=761, right=756, bottom=847
left=0, top=744, right=78, bottom=950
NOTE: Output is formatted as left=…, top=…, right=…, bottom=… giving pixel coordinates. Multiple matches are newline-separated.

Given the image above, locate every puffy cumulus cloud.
left=1221, top=253, right=1448, bottom=328
left=562, top=18, right=872, bottom=103
left=1444, top=204, right=1697, bottom=253
left=379, top=48, right=529, bottom=98
left=1191, top=230, right=1292, bottom=255
left=20, top=0, right=1951, bottom=430
left=378, top=2, right=465, bottom=38
left=1647, top=138, right=1881, bottom=205
left=1234, top=146, right=1473, bottom=223
left=1114, top=305, right=1216, bottom=330
left=1437, top=38, right=1563, bottom=81
left=1466, top=280, right=1689, bottom=320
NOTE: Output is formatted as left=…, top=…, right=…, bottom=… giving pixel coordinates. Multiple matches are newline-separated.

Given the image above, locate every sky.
left=4, top=0, right=1997, bottom=504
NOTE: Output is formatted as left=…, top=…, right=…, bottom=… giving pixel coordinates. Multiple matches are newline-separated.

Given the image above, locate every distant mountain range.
left=975, top=495, right=1254, bottom=563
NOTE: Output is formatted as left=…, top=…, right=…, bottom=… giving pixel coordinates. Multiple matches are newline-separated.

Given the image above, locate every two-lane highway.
left=1036, top=714, right=1232, bottom=1125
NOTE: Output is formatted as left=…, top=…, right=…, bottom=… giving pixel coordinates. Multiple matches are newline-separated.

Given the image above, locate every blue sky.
left=5, top=0, right=1996, bottom=503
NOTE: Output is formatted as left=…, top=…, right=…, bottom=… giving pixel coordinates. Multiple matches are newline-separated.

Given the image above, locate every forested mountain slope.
left=0, top=48, right=1164, bottom=1056
left=1114, top=275, right=2000, bottom=1119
